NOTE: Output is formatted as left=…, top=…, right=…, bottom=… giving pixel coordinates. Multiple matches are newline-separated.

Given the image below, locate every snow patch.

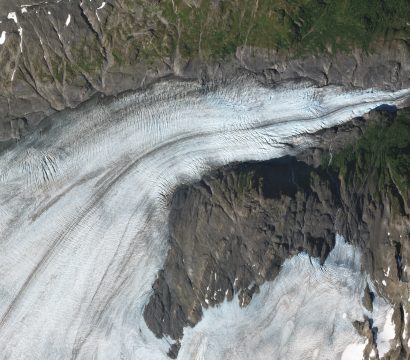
left=376, top=308, right=396, bottom=357
left=18, top=28, right=23, bottom=52
left=65, top=14, right=71, bottom=26
left=6, top=11, right=23, bottom=80
left=7, top=12, right=17, bottom=23
left=341, top=341, right=367, bottom=360
left=7, top=11, right=23, bottom=54
left=96, top=2, right=106, bottom=22
left=0, top=31, right=6, bottom=45
left=97, top=2, right=106, bottom=10
left=403, top=306, right=408, bottom=340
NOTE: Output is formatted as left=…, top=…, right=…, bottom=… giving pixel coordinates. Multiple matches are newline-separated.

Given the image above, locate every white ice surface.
left=403, top=306, right=408, bottom=340
left=96, top=3, right=105, bottom=22
left=384, top=266, right=390, bottom=277
left=179, top=236, right=379, bottom=360
left=7, top=12, right=17, bottom=23
left=0, top=31, right=5, bottom=45
left=0, top=79, right=408, bottom=359
left=97, top=2, right=106, bottom=10
left=376, top=308, right=396, bottom=357
left=341, top=342, right=367, bottom=360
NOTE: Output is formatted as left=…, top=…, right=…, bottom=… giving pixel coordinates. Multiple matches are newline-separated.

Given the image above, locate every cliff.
left=144, top=107, right=410, bottom=359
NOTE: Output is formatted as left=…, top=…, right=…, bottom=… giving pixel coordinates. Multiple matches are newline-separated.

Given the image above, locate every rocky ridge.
left=144, top=108, right=410, bottom=359
left=0, top=0, right=409, bottom=142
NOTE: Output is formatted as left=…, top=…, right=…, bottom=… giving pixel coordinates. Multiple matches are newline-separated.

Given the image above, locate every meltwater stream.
left=0, top=78, right=408, bottom=359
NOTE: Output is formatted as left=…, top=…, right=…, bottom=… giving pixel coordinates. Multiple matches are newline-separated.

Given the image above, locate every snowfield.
left=0, top=78, right=408, bottom=359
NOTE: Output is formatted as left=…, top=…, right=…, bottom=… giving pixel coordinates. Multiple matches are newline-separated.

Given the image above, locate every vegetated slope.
left=143, top=0, right=410, bottom=59
left=0, top=0, right=409, bottom=141
left=329, top=108, right=410, bottom=204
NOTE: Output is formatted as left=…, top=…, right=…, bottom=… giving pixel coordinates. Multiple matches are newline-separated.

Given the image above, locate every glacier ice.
left=0, top=78, right=408, bottom=359
left=178, top=235, right=394, bottom=360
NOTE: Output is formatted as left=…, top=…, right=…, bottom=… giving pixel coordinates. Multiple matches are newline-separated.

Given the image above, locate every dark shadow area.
left=374, top=104, right=397, bottom=113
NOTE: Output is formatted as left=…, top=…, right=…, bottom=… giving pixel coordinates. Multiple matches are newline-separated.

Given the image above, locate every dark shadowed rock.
left=144, top=157, right=342, bottom=347
left=144, top=108, right=410, bottom=358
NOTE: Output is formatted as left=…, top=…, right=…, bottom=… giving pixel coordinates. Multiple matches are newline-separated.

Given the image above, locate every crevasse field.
left=0, top=78, right=408, bottom=359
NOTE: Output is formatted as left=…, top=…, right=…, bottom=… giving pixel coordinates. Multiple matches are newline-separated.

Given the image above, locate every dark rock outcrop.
left=144, top=108, right=410, bottom=358
left=144, top=156, right=341, bottom=340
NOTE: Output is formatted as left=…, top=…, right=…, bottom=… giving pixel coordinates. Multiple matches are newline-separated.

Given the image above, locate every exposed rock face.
left=299, top=109, right=410, bottom=360
left=0, top=0, right=409, bottom=142
left=144, top=157, right=340, bottom=341
left=144, top=108, right=410, bottom=359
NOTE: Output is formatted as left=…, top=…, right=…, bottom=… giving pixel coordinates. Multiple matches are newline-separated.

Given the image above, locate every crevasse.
left=0, top=79, right=407, bottom=359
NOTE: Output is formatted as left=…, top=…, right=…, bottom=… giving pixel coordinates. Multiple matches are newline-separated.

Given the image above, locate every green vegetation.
left=4, top=1, right=408, bottom=89
left=143, top=0, right=409, bottom=61
left=329, top=110, right=410, bottom=198
left=70, top=37, right=105, bottom=76
left=104, top=0, right=410, bottom=66
left=49, top=54, right=65, bottom=83
left=235, top=170, right=257, bottom=195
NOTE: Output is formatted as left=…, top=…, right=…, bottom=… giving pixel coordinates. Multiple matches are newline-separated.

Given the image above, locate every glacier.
left=178, top=236, right=393, bottom=360
left=0, top=78, right=408, bottom=359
